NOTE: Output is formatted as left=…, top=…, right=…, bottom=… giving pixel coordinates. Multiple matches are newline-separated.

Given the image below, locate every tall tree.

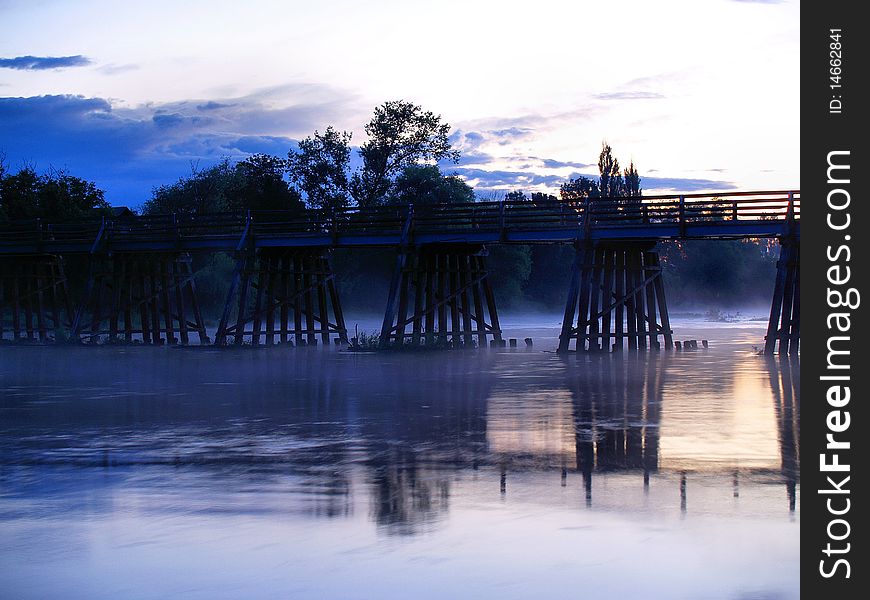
left=623, top=160, right=642, bottom=199
left=350, top=100, right=460, bottom=207
left=287, top=126, right=352, bottom=212
left=597, top=143, right=624, bottom=198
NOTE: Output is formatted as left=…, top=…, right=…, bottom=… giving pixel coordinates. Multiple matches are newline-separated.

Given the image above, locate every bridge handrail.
left=0, top=190, right=800, bottom=250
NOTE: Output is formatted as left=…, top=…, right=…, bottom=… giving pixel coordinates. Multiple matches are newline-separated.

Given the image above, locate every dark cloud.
left=196, top=101, right=234, bottom=111
left=540, top=158, right=593, bottom=170
left=0, top=55, right=92, bottom=70
left=0, top=91, right=351, bottom=205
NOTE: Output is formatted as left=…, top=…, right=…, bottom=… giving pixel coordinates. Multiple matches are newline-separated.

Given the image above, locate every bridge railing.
left=0, top=190, right=800, bottom=251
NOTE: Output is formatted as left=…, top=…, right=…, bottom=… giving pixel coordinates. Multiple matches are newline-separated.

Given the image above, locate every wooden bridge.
left=0, top=190, right=800, bottom=355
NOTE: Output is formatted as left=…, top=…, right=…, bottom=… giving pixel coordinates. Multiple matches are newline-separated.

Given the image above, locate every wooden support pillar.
left=379, top=245, right=502, bottom=349
left=559, top=242, right=673, bottom=353
left=73, top=253, right=208, bottom=345
left=1, top=256, right=74, bottom=343
left=764, top=238, right=800, bottom=355
left=215, top=248, right=347, bottom=347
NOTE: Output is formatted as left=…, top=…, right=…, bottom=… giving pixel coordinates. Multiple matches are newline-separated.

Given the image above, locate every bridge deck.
left=0, top=190, right=800, bottom=254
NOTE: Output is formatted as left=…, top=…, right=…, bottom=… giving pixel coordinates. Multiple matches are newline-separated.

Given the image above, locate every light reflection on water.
left=0, top=318, right=798, bottom=599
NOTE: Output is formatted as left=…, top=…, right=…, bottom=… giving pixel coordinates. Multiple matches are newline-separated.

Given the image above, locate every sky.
left=0, top=0, right=800, bottom=207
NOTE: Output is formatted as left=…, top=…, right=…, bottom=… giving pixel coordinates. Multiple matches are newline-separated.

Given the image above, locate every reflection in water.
left=768, top=355, right=800, bottom=512
left=0, top=324, right=800, bottom=599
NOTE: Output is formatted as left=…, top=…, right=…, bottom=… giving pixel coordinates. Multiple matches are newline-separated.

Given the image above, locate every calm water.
left=0, top=316, right=799, bottom=599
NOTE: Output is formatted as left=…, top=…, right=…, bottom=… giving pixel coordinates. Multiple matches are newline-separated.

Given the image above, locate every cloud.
left=0, top=55, right=92, bottom=70
left=731, top=0, right=782, bottom=4
left=451, top=166, right=735, bottom=195
left=0, top=87, right=358, bottom=205
left=196, top=101, right=234, bottom=111
left=540, top=158, right=593, bottom=170
left=593, top=91, right=665, bottom=100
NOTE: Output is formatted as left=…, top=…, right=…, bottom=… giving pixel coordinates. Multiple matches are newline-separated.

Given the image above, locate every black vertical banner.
left=802, top=1, right=867, bottom=597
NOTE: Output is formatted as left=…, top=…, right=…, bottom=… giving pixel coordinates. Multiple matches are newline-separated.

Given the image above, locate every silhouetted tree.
left=597, top=143, right=624, bottom=198
left=350, top=100, right=460, bottom=207
left=228, top=153, right=303, bottom=212
left=504, top=190, right=528, bottom=202
left=287, top=126, right=352, bottom=212
left=143, top=155, right=301, bottom=215
left=559, top=175, right=599, bottom=202
left=388, top=165, right=475, bottom=205
left=0, top=165, right=109, bottom=222
left=623, top=160, right=642, bottom=198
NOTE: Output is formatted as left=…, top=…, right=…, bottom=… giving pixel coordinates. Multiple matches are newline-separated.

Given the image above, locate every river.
left=0, top=314, right=799, bottom=599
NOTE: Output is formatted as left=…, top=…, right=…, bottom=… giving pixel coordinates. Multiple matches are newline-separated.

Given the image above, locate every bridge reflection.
left=0, top=346, right=800, bottom=534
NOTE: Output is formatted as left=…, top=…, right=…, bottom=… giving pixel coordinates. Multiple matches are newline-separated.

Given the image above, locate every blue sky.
left=0, top=0, right=799, bottom=207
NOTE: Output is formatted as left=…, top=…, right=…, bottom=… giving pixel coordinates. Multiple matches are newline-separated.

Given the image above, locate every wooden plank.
left=303, top=254, right=316, bottom=344
left=234, top=256, right=251, bottom=345
left=173, top=257, right=190, bottom=345
left=34, top=262, right=48, bottom=341
left=764, top=242, right=788, bottom=355
left=159, top=258, right=175, bottom=344
left=316, top=256, right=330, bottom=345
left=557, top=247, right=581, bottom=353
left=778, top=243, right=797, bottom=356
left=470, top=255, right=487, bottom=348
left=12, top=265, right=21, bottom=339
left=789, top=252, right=800, bottom=355
left=424, top=253, right=436, bottom=344
left=575, top=246, right=594, bottom=352
left=23, top=266, right=35, bottom=340
left=251, top=255, right=266, bottom=346
left=293, top=254, right=303, bottom=345
left=326, top=257, right=348, bottom=344
left=651, top=252, right=673, bottom=349
left=280, top=253, right=289, bottom=344
left=643, top=251, right=659, bottom=349
left=139, top=265, right=152, bottom=344
left=600, top=248, right=614, bottom=352
left=266, top=254, right=278, bottom=346
left=449, top=255, right=461, bottom=346
left=625, top=248, right=637, bottom=351
left=437, top=254, right=448, bottom=343
left=459, top=255, right=474, bottom=347
left=185, top=261, right=208, bottom=344
left=587, top=248, right=602, bottom=351
left=614, top=249, right=625, bottom=352
left=631, top=249, right=648, bottom=350
left=148, top=263, right=161, bottom=344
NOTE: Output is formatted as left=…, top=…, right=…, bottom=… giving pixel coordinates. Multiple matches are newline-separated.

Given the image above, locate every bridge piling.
left=558, top=242, right=673, bottom=353
left=214, top=249, right=348, bottom=347
left=0, top=256, right=74, bottom=343
left=72, top=253, right=209, bottom=345
left=379, top=246, right=502, bottom=349
left=764, top=238, right=800, bottom=356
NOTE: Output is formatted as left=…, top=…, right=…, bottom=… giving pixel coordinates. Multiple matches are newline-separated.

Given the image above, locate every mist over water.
left=0, top=315, right=799, bottom=600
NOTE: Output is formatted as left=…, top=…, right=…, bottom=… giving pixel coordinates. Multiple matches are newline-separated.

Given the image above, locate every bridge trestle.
left=215, top=249, right=348, bottom=347
left=379, top=246, right=502, bottom=349
left=72, top=253, right=209, bottom=345
left=0, top=255, right=75, bottom=343
left=558, top=242, right=673, bottom=353
left=764, top=238, right=799, bottom=356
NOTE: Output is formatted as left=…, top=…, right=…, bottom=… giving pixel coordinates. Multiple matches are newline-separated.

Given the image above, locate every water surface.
left=0, top=316, right=799, bottom=599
